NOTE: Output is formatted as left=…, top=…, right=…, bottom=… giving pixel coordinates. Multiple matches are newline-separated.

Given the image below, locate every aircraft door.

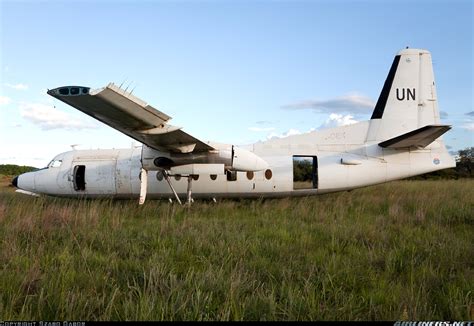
left=293, top=156, right=318, bottom=190
left=72, top=160, right=117, bottom=195
left=73, top=165, right=86, bottom=191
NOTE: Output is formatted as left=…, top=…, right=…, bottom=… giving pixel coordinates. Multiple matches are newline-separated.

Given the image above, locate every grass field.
left=0, top=177, right=472, bottom=321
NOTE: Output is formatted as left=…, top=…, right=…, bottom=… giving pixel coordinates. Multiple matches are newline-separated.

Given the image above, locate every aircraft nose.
left=12, top=176, right=18, bottom=188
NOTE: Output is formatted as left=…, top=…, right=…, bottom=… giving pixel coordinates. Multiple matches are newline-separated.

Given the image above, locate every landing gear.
left=138, top=168, right=196, bottom=206
left=186, top=175, right=193, bottom=205
left=139, top=168, right=148, bottom=205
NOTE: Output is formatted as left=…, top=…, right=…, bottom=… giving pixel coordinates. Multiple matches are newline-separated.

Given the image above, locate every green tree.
left=456, top=146, right=474, bottom=177
left=293, top=159, right=313, bottom=182
left=0, top=164, right=38, bottom=176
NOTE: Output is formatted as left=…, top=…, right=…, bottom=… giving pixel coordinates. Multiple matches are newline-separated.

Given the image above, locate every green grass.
left=0, top=180, right=472, bottom=320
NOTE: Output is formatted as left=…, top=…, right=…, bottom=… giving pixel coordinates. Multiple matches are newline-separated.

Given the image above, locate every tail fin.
left=366, top=48, right=443, bottom=142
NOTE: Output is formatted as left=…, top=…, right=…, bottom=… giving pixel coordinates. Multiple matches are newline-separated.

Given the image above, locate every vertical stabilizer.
left=366, top=48, right=441, bottom=142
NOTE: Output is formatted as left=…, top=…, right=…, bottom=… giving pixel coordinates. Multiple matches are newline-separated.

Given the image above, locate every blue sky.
left=1, top=0, right=472, bottom=167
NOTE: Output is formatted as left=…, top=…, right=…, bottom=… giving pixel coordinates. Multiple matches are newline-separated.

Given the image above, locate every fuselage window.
left=174, top=174, right=181, bottom=181
left=210, top=174, right=217, bottom=181
left=265, top=169, right=272, bottom=180
left=226, top=170, right=237, bottom=181
left=156, top=171, right=164, bottom=181
left=73, top=165, right=86, bottom=191
left=246, top=171, right=254, bottom=180
left=192, top=175, right=199, bottom=181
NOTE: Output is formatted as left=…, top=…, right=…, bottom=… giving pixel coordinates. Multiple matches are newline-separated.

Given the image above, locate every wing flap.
left=379, top=125, right=451, bottom=149
left=47, top=84, right=214, bottom=153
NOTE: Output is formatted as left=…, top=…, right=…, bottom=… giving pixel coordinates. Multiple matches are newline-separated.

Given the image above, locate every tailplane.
left=378, top=124, right=451, bottom=149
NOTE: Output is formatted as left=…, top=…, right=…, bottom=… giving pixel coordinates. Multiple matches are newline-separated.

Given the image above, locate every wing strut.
left=139, top=170, right=195, bottom=206
left=163, top=171, right=182, bottom=205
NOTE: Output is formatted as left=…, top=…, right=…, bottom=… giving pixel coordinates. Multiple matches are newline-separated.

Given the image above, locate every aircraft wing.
left=378, top=125, right=451, bottom=149
left=47, top=84, right=214, bottom=153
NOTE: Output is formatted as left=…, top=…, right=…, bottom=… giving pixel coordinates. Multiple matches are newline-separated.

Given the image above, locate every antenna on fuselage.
left=124, top=80, right=134, bottom=93
left=70, top=144, right=79, bottom=150
left=119, top=78, right=128, bottom=89
left=130, top=82, right=137, bottom=95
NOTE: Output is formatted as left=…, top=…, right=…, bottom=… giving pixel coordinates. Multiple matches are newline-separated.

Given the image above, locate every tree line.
left=0, top=164, right=38, bottom=176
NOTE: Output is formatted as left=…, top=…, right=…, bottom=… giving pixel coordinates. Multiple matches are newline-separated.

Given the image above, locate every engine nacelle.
left=231, top=146, right=268, bottom=172
left=141, top=145, right=267, bottom=172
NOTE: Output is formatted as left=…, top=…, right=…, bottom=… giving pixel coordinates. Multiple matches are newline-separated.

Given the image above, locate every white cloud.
left=282, top=93, right=375, bottom=114
left=0, top=143, right=71, bottom=167
left=320, top=113, right=358, bottom=129
left=0, top=96, right=12, bottom=106
left=255, top=120, right=272, bottom=125
left=267, top=128, right=302, bottom=140
left=20, top=102, right=98, bottom=130
left=461, top=122, right=474, bottom=131
left=263, top=113, right=358, bottom=140
left=248, top=126, right=275, bottom=132
left=4, top=83, right=28, bottom=90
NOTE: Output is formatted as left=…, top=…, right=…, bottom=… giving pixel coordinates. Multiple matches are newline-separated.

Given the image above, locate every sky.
left=0, top=0, right=472, bottom=167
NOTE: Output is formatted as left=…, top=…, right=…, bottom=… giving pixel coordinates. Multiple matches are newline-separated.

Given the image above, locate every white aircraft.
left=12, top=48, right=455, bottom=204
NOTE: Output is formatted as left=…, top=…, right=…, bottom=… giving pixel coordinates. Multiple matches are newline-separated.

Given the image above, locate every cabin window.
left=174, top=174, right=181, bottom=181
left=156, top=171, right=164, bottom=181
left=226, top=170, right=237, bottom=181
left=293, top=156, right=318, bottom=189
left=265, top=169, right=272, bottom=180
left=210, top=174, right=217, bottom=181
left=246, top=171, right=254, bottom=180
left=192, top=175, right=199, bottom=181
left=73, top=165, right=86, bottom=191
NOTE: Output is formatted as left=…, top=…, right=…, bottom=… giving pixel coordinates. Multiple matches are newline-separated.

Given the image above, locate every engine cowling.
left=141, top=145, right=267, bottom=172
left=231, top=146, right=268, bottom=172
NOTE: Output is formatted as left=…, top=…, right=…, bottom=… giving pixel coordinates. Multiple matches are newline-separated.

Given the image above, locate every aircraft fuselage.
left=14, top=121, right=455, bottom=200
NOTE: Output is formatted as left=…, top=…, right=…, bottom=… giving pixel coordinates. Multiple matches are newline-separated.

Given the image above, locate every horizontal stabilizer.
left=379, top=125, right=451, bottom=149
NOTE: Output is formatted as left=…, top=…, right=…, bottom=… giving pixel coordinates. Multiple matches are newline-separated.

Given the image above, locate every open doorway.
left=73, top=165, right=86, bottom=191
left=293, top=156, right=318, bottom=189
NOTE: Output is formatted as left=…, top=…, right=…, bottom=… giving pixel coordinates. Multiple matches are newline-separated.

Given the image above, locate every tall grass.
left=0, top=180, right=472, bottom=320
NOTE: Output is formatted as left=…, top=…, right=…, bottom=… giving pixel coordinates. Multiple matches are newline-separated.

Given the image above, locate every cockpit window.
left=48, top=160, right=63, bottom=168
